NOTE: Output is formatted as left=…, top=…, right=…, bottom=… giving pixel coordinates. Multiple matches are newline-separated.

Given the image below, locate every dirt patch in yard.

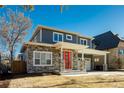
left=1, top=73, right=124, bottom=88
left=1, top=74, right=124, bottom=88
left=0, top=73, right=59, bottom=88
left=0, top=80, right=10, bottom=88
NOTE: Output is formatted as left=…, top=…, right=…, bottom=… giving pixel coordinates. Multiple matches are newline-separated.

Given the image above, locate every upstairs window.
left=66, top=34, right=72, bottom=40
left=118, top=49, right=124, bottom=55
left=53, top=32, right=63, bottom=42
left=80, top=39, right=88, bottom=45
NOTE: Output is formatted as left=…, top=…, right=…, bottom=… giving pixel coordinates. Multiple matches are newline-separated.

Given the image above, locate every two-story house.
left=21, top=25, right=109, bottom=74
left=93, top=31, right=124, bottom=70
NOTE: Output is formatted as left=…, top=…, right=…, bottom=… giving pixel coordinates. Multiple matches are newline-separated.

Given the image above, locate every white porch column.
left=103, top=54, right=108, bottom=71
left=82, top=49, right=86, bottom=72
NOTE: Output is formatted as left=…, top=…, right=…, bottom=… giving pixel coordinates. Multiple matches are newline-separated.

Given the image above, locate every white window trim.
left=33, top=51, right=52, bottom=66
left=53, top=32, right=63, bottom=42
left=66, top=34, right=72, bottom=40
left=80, top=38, right=88, bottom=45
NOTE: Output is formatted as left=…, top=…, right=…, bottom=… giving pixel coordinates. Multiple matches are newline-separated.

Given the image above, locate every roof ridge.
left=94, top=31, right=112, bottom=38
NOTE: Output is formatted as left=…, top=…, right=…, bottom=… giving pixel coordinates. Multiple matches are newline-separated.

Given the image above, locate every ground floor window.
left=118, top=49, right=124, bottom=55
left=33, top=51, right=52, bottom=66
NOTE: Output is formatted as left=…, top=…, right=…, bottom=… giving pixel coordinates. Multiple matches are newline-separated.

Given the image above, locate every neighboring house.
left=16, top=53, right=25, bottom=61
left=93, top=31, right=124, bottom=69
left=21, top=25, right=109, bottom=74
left=0, top=52, right=9, bottom=62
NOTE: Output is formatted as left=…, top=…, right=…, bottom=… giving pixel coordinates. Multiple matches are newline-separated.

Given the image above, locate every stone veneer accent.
left=26, top=45, right=61, bottom=73
left=72, top=50, right=84, bottom=71
left=25, top=45, right=85, bottom=73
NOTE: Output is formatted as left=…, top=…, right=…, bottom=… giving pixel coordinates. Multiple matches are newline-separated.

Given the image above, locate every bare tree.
left=0, top=5, right=65, bottom=13
left=0, top=9, right=31, bottom=63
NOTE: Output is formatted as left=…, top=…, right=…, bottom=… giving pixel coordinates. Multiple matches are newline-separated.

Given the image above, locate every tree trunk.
left=10, top=50, right=13, bottom=72
left=10, top=50, right=13, bottom=64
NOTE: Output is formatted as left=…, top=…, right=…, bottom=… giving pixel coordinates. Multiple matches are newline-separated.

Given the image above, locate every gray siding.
left=32, top=28, right=92, bottom=48
left=42, top=29, right=54, bottom=44
left=32, top=31, right=40, bottom=43
left=42, top=29, right=77, bottom=44
left=36, top=31, right=40, bottom=42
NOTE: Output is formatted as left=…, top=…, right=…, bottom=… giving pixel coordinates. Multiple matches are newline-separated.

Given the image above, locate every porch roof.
left=79, top=49, right=109, bottom=55
left=21, top=42, right=109, bottom=55
left=53, top=42, right=88, bottom=50
left=21, top=42, right=54, bottom=52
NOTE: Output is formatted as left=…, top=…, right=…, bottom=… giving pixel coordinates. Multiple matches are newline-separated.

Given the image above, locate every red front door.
left=63, top=51, right=72, bottom=70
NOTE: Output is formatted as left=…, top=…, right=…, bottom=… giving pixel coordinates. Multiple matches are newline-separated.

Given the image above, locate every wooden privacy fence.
left=11, top=60, right=26, bottom=74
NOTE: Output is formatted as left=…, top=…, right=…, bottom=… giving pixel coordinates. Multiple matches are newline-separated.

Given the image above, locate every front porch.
left=54, top=42, right=109, bottom=73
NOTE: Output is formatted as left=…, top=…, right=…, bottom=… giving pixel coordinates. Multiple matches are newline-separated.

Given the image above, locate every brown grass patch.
left=0, top=74, right=122, bottom=88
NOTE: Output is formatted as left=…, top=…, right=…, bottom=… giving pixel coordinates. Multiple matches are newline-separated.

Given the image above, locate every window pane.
left=46, top=53, right=52, bottom=65
left=35, top=59, right=40, bottom=65
left=67, top=36, right=71, bottom=39
left=46, top=53, right=51, bottom=59
left=81, top=40, right=83, bottom=44
left=35, top=52, right=40, bottom=58
left=84, top=40, right=87, bottom=45
left=41, top=53, right=46, bottom=65
left=59, top=34, right=63, bottom=41
left=67, top=35, right=72, bottom=40
left=54, top=33, right=58, bottom=41
left=46, top=59, right=51, bottom=64
left=118, top=49, right=124, bottom=55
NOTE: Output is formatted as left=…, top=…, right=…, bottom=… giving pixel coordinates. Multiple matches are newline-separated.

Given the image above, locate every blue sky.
left=0, top=5, right=124, bottom=55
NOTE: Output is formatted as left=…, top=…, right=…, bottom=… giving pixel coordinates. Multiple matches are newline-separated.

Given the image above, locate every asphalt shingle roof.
left=92, top=31, right=120, bottom=50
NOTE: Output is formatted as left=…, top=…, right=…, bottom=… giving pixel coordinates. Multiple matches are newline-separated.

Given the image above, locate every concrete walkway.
left=62, top=71, right=124, bottom=76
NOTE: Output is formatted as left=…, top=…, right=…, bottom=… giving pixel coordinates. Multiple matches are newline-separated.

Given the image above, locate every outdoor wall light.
left=94, top=58, right=99, bottom=62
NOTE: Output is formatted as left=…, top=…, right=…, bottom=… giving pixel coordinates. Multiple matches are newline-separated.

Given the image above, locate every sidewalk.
left=62, top=71, right=124, bottom=76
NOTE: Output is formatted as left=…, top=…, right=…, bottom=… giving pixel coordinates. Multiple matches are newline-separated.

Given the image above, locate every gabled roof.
left=92, top=31, right=120, bottom=50
left=30, top=25, right=94, bottom=41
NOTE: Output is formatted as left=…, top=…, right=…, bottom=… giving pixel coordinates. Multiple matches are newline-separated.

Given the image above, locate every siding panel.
left=42, top=29, right=78, bottom=44
left=32, top=28, right=92, bottom=47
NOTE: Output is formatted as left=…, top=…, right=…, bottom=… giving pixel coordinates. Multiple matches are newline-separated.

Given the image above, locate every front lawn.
left=1, top=74, right=124, bottom=88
